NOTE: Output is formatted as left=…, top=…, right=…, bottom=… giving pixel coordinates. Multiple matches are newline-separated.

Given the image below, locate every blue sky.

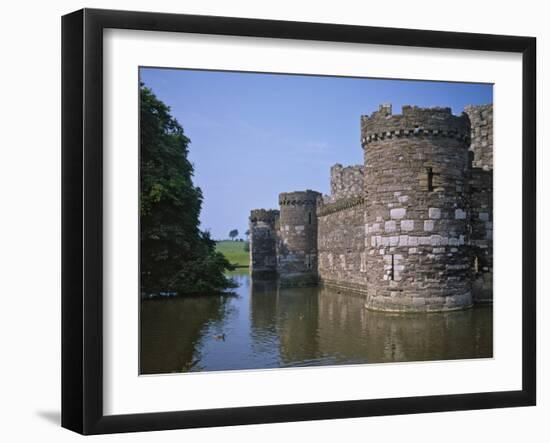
left=140, top=68, right=492, bottom=240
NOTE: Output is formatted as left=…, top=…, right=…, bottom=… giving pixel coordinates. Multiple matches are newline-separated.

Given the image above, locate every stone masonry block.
left=429, top=208, right=441, bottom=219
left=401, top=220, right=414, bottom=231
left=385, top=220, right=396, bottom=232
left=390, top=208, right=407, bottom=219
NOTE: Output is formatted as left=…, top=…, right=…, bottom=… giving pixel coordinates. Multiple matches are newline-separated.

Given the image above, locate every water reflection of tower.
left=249, top=278, right=279, bottom=357
left=315, top=287, right=372, bottom=363
left=249, top=278, right=321, bottom=366
left=275, top=286, right=321, bottom=365
left=315, top=285, right=492, bottom=363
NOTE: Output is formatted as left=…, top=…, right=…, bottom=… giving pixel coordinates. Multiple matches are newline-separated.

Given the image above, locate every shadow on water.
left=140, top=270, right=492, bottom=374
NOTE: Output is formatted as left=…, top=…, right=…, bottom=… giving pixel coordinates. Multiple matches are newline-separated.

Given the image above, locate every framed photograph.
left=61, top=8, right=536, bottom=435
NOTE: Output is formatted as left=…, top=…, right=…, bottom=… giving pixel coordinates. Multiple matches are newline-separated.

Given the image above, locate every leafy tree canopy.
left=140, top=83, right=235, bottom=295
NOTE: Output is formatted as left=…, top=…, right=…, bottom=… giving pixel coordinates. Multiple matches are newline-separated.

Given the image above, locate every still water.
left=140, top=269, right=492, bottom=374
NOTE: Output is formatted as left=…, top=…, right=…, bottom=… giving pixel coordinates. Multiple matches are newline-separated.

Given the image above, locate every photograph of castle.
left=251, top=103, right=493, bottom=312
left=139, top=68, right=493, bottom=375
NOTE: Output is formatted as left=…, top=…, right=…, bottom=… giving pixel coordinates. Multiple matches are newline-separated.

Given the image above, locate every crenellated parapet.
left=278, top=190, right=320, bottom=207
left=361, top=104, right=470, bottom=147
left=317, top=195, right=365, bottom=217
left=250, top=209, right=280, bottom=223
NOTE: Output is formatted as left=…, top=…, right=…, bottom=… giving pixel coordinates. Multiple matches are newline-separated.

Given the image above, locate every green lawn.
left=216, top=240, right=250, bottom=268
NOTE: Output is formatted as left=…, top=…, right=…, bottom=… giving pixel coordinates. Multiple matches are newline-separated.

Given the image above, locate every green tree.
left=140, top=83, right=235, bottom=295
left=229, top=229, right=239, bottom=241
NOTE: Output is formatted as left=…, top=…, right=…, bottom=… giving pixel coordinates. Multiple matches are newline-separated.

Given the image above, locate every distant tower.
left=249, top=209, right=279, bottom=276
left=361, top=104, right=472, bottom=312
left=277, top=190, right=321, bottom=286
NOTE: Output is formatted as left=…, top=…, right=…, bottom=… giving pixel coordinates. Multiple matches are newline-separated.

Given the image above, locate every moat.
left=140, top=269, right=492, bottom=374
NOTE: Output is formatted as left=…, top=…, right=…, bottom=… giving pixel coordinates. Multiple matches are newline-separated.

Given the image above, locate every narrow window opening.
left=390, top=254, right=395, bottom=280
left=266, top=229, right=270, bottom=238
left=427, top=167, right=434, bottom=192
left=474, top=255, right=479, bottom=273
left=308, top=212, right=312, bottom=225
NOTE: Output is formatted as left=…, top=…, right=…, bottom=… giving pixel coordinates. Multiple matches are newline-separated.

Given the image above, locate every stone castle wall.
left=317, top=162, right=367, bottom=291
left=469, top=166, right=493, bottom=303
left=361, top=105, right=473, bottom=312
left=465, top=104, right=493, bottom=170
left=249, top=103, right=493, bottom=313
left=317, top=198, right=367, bottom=293
left=465, top=104, right=493, bottom=302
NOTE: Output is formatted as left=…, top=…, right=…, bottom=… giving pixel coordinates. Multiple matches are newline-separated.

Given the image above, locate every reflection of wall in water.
left=276, top=286, right=321, bottom=365
left=316, top=286, right=492, bottom=363
left=249, top=277, right=321, bottom=366
left=249, top=278, right=280, bottom=356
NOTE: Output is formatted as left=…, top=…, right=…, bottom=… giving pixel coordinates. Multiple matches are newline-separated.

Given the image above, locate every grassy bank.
left=216, top=240, right=249, bottom=268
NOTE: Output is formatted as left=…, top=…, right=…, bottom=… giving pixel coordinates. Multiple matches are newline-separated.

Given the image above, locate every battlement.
left=361, top=104, right=470, bottom=146
left=318, top=195, right=365, bottom=217
left=464, top=103, right=492, bottom=118
left=278, top=190, right=321, bottom=206
left=249, top=209, right=279, bottom=223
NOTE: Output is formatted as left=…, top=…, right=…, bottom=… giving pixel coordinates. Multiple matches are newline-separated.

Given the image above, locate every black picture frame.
left=62, top=8, right=536, bottom=435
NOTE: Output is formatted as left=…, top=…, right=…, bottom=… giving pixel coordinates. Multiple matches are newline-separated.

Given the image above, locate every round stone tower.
left=361, top=104, right=472, bottom=312
left=249, top=209, right=279, bottom=276
left=277, top=190, right=321, bottom=286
